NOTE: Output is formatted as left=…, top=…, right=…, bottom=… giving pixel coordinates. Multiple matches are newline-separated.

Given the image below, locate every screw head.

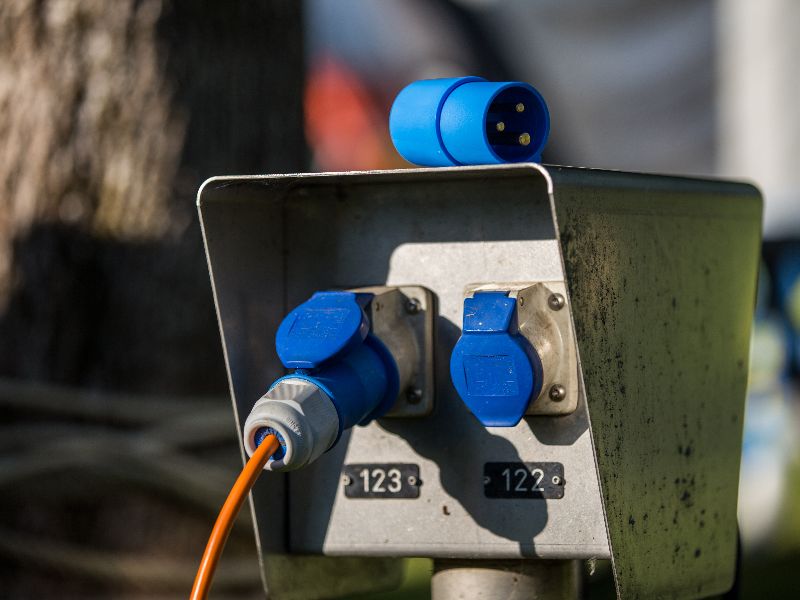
left=405, top=298, right=421, bottom=314
left=517, top=295, right=525, bottom=306
left=406, top=388, right=423, bottom=404
left=548, top=293, right=565, bottom=311
left=407, top=475, right=418, bottom=486
left=552, top=475, right=562, bottom=486
left=341, top=475, right=352, bottom=486
left=549, top=384, right=566, bottom=402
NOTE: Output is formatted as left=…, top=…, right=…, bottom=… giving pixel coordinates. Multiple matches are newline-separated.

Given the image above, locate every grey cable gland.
left=243, top=377, right=339, bottom=472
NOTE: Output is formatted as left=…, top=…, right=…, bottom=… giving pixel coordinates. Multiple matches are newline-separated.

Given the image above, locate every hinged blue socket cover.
left=450, top=292, right=543, bottom=426
left=274, top=291, right=400, bottom=437
left=276, top=291, right=371, bottom=369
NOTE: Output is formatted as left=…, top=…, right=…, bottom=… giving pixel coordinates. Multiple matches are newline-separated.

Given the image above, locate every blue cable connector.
left=389, top=76, right=550, bottom=167
left=244, top=291, right=400, bottom=471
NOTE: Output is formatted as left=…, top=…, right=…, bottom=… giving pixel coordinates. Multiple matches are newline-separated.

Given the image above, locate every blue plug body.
left=450, top=292, right=543, bottom=426
left=389, top=77, right=550, bottom=167
left=274, top=291, right=399, bottom=439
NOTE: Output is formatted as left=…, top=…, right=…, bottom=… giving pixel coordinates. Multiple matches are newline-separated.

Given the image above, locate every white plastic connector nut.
left=243, top=377, right=339, bottom=472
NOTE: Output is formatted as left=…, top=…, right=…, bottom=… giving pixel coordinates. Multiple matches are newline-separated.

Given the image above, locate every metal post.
left=432, top=559, right=580, bottom=600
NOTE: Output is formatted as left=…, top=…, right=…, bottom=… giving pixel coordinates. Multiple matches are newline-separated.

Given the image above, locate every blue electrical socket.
left=389, top=76, right=550, bottom=167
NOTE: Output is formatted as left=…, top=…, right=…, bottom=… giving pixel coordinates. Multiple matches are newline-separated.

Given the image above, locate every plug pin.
left=488, top=101, right=528, bottom=115
left=490, top=131, right=534, bottom=146
left=495, top=121, right=506, bottom=132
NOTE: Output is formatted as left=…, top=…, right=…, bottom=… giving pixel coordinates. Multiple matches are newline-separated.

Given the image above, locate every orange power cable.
left=190, top=434, right=279, bottom=600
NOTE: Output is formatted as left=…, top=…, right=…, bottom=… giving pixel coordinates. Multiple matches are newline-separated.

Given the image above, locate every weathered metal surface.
left=550, top=167, right=761, bottom=598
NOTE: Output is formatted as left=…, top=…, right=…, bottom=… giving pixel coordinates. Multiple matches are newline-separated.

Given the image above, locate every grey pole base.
left=432, top=559, right=580, bottom=600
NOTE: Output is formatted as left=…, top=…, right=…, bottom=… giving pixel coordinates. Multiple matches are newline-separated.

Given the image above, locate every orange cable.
left=190, top=434, right=279, bottom=600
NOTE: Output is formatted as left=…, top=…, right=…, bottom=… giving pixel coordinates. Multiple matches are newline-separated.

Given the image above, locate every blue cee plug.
left=389, top=76, right=550, bottom=167
left=242, top=291, right=400, bottom=471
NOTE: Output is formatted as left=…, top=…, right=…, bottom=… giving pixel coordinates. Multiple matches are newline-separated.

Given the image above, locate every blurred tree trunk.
left=0, top=0, right=305, bottom=597
left=0, top=0, right=306, bottom=391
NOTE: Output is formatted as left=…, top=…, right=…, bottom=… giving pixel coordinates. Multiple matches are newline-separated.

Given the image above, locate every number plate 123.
left=484, top=462, right=565, bottom=499
left=343, top=464, right=420, bottom=499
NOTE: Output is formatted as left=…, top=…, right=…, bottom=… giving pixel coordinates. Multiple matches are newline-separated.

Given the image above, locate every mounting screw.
left=549, top=384, right=566, bottom=402
left=341, top=475, right=352, bottom=486
left=518, top=295, right=525, bottom=306
left=548, top=293, right=565, bottom=311
left=552, top=475, right=562, bottom=486
left=405, top=298, right=421, bottom=314
left=406, top=387, right=423, bottom=404
left=407, top=475, right=418, bottom=486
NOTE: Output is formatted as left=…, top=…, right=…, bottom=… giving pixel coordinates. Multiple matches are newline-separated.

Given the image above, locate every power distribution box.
left=199, top=165, right=761, bottom=599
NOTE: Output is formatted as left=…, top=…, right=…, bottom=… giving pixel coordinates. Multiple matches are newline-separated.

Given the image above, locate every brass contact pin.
left=490, top=130, right=533, bottom=146
left=495, top=121, right=505, bottom=132
left=515, top=103, right=525, bottom=113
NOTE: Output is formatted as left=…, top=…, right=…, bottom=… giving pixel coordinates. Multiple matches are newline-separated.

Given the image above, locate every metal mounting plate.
left=352, top=285, right=434, bottom=418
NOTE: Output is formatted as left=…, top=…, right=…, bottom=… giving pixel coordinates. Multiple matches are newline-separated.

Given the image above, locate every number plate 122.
left=484, top=462, right=565, bottom=499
